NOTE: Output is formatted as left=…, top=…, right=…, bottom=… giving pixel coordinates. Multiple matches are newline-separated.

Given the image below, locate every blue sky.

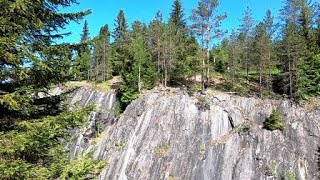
left=59, top=0, right=282, bottom=44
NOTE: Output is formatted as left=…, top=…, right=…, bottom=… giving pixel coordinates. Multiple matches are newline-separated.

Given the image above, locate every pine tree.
left=113, top=10, right=129, bottom=75
left=190, top=0, right=227, bottom=93
left=228, top=30, right=242, bottom=86
left=149, top=10, right=165, bottom=83
left=93, top=24, right=112, bottom=82
left=159, top=23, right=174, bottom=87
left=253, top=22, right=269, bottom=94
left=239, top=6, right=254, bottom=83
left=263, top=9, right=275, bottom=91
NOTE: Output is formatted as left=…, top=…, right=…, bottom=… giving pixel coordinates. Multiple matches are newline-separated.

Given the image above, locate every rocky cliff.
left=69, top=86, right=320, bottom=180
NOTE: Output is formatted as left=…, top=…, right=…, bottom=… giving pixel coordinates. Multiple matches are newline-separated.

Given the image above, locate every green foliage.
left=187, top=83, right=202, bottom=96
left=154, top=144, right=171, bottom=157
left=263, top=109, right=286, bottom=131
left=169, top=0, right=186, bottom=30
left=196, top=96, right=210, bottom=111
left=92, top=24, right=113, bottom=82
left=215, top=60, right=228, bottom=73
left=73, top=49, right=91, bottom=81
left=235, top=121, right=252, bottom=135
left=60, top=155, right=107, bottom=180
left=113, top=10, right=130, bottom=76
left=119, top=25, right=157, bottom=108
left=119, top=89, right=140, bottom=108
left=81, top=20, right=90, bottom=42
left=268, top=160, right=278, bottom=177
left=0, top=0, right=90, bottom=115
left=297, top=54, right=320, bottom=100
left=114, top=100, right=123, bottom=119
left=0, top=105, right=94, bottom=179
left=284, top=170, right=297, bottom=180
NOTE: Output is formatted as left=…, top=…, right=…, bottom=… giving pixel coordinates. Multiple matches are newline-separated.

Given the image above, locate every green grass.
left=154, top=144, right=171, bottom=157
left=92, top=81, right=111, bottom=92
left=66, top=81, right=111, bottom=93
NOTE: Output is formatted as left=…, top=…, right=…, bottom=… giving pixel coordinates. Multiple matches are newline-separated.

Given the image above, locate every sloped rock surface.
left=71, top=87, right=320, bottom=180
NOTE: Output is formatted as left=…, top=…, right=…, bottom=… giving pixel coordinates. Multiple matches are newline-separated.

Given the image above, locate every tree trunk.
left=259, top=46, right=263, bottom=97
left=246, top=55, right=249, bottom=83
left=157, top=38, right=161, bottom=86
left=206, top=49, right=210, bottom=87
left=164, top=59, right=167, bottom=88
left=201, top=52, right=205, bottom=94
left=289, top=58, right=293, bottom=98
left=138, top=64, right=141, bottom=92
left=103, top=41, right=106, bottom=82
left=268, top=50, right=272, bottom=91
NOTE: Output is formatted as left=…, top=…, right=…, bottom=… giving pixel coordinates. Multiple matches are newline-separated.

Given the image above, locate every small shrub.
left=169, top=173, right=176, bottom=180
left=196, top=96, right=210, bottom=111
left=214, top=60, right=228, bottom=73
left=114, top=100, right=122, bottom=119
left=199, top=145, right=206, bottom=155
left=263, top=110, right=286, bottom=131
left=154, top=144, right=171, bottom=157
left=284, top=170, right=296, bottom=180
left=232, top=85, right=249, bottom=95
left=187, top=83, right=201, bottom=96
left=236, top=121, right=252, bottom=135
left=268, top=160, right=278, bottom=177
left=60, top=155, right=108, bottom=179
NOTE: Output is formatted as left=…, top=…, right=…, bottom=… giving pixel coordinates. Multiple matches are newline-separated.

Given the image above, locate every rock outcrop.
left=70, top=87, right=320, bottom=180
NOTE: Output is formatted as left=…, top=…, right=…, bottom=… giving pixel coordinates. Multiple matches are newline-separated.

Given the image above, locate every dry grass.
left=65, top=76, right=123, bottom=93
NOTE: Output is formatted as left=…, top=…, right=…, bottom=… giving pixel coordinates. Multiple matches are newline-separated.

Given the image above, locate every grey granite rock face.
left=70, top=87, right=320, bottom=180
left=66, top=87, right=117, bottom=159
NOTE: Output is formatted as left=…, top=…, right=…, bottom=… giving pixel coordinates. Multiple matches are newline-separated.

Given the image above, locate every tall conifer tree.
left=191, top=0, right=227, bottom=93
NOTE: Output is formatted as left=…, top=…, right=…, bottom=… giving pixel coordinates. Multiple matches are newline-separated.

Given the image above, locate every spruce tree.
left=0, top=0, right=90, bottom=121
left=169, top=0, right=186, bottom=30
left=73, top=20, right=91, bottom=81
left=81, top=20, right=90, bottom=42
left=168, top=0, right=190, bottom=84
left=0, top=0, right=94, bottom=178
left=298, top=54, right=320, bottom=99
left=280, top=0, right=308, bottom=97
left=120, top=21, right=156, bottom=106
left=298, top=1, right=317, bottom=57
